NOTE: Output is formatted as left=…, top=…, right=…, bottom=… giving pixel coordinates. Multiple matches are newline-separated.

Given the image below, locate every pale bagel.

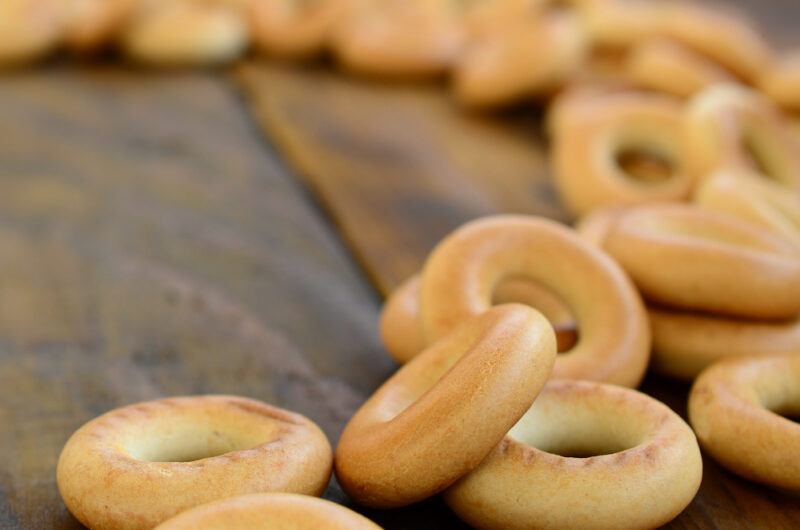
left=420, top=215, right=650, bottom=387
left=154, top=493, right=381, bottom=530
left=603, top=203, right=800, bottom=319
left=444, top=379, right=703, bottom=530
left=689, top=353, right=800, bottom=490
left=57, top=395, right=333, bottom=530
left=650, top=306, right=800, bottom=380
left=552, top=91, right=692, bottom=215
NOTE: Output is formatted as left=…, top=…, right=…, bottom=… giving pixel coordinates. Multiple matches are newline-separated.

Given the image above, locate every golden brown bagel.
left=454, top=12, right=587, bottom=108
left=444, top=379, right=703, bottom=530
left=460, top=0, right=537, bottom=39
left=552, top=91, right=692, bottom=215
left=0, top=0, right=65, bottom=67
left=657, top=2, right=772, bottom=83
left=331, top=1, right=464, bottom=79
left=122, top=1, right=249, bottom=66
left=419, top=215, right=649, bottom=387
left=57, top=395, right=333, bottom=530
left=684, top=83, right=800, bottom=190
left=689, top=353, right=800, bottom=490
left=603, top=203, right=800, bottom=319
left=581, top=0, right=663, bottom=50
left=64, top=0, right=136, bottom=53
left=627, top=38, right=734, bottom=98
left=759, top=51, right=800, bottom=111
left=573, top=205, right=627, bottom=246
left=380, top=273, right=575, bottom=364
left=249, top=0, right=349, bottom=59
left=336, top=304, right=557, bottom=508
left=694, top=169, right=800, bottom=249
left=154, top=493, right=382, bottom=530
left=650, top=306, right=800, bottom=381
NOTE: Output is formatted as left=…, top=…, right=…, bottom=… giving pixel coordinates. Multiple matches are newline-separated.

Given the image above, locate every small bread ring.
left=57, top=395, right=333, bottom=530
left=459, top=0, right=536, bottom=39
left=444, top=379, right=703, bottom=530
left=552, top=91, right=692, bottom=215
left=689, top=353, right=800, bottom=491
left=626, top=39, right=734, bottom=98
left=64, top=0, right=136, bottom=53
left=154, top=493, right=382, bottom=530
left=335, top=304, right=557, bottom=508
left=684, top=83, right=800, bottom=190
left=122, top=2, right=248, bottom=66
left=656, top=2, right=772, bottom=83
left=249, top=0, right=347, bottom=59
left=649, top=306, right=800, bottom=381
left=380, top=273, right=575, bottom=364
left=574, top=205, right=627, bottom=246
left=694, top=169, right=800, bottom=249
left=0, top=0, right=65, bottom=67
left=759, top=51, right=800, bottom=112
left=331, top=2, right=464, bottom=79
left=581, top=0, right=663, bottom=51
left=602, top=203, right=800, bottom=319
left=420, top=215, right=649, bottom=387
left=454, top=12, right=587, bottom=108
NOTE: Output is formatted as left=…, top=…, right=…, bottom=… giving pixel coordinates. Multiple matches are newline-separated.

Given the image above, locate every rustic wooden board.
left=0, top=67, right=469, bottom=529
left=236, top=41, right=800, bottom=530
left=236, top=61, right=566, bottom=295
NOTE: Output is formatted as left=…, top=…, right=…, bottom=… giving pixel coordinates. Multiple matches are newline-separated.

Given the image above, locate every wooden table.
left=1, top=3, right=799, bottom=527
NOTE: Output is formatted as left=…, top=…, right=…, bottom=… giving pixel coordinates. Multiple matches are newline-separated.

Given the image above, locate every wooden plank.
left=236, top=56, right=800, bottom=530
left=236, top=61, right=566, bottom=295
left=0, top=67, right=468, bottom=529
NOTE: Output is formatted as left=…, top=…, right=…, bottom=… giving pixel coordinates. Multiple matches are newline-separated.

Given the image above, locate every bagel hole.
left=508, top=403, right=642, bottom=458
left=491, top=277, right=578, bottom=353
left=615, top=148, right=674, bottom=183
left=124, top=424, right=274, bottom=463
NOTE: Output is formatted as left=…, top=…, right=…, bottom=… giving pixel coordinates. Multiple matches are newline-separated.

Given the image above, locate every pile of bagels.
left=35, top=0, right=798, bottom=528
left=0, top=0, right=797, bottom=112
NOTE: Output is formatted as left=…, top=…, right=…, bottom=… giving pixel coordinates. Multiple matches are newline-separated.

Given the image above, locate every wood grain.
left=0, top=67, right=468, bottom=530
left=236, top=61, right=566, bottom=295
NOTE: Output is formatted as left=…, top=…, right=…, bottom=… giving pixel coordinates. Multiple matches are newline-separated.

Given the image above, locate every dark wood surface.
left=2, top=1, right=800, bottom=526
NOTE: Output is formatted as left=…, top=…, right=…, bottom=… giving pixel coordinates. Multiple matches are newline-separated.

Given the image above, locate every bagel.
left=0, top=0, right=65, bottom=67
left=684, top=83, right=800, bottom=190
left=453, top=12, right=587, bottom=108
left=573, top=205, right=627, bottom=246
left=380, top=273, right=575, bottom=364
left=694, top=169, right=800, bottom=249
left=57, top=395, right=333, bottom=530
left=656, top=2, right=772, bottom=83
left=581, top=0, right=663, bottom=50
left=460, top=0, right=537, bottom=39
left=689, top=353, right=800, bottom=490
left=419, top=215, right=649, bottom=387
left=249, top=0, right=348, bottom=59
left=335, top=304, right=557, bottom=508
left=552, top=91, right=692, bottom=215
left=759, top=51, right=800, bottom=111
left=650, top=306, right=800, bottom=381
left=154, top=494, right=381, bottom=530
left=122, top=2, right=249, bottom=66
left=331, top=1, right=465, bottom=79
left=444, top=379, right=703, bottom=530
left=64, top=0, right=136, bottom=53
left=626, top=38, right=734, bottom=98
left=602, top=203, right=800, bottom=319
